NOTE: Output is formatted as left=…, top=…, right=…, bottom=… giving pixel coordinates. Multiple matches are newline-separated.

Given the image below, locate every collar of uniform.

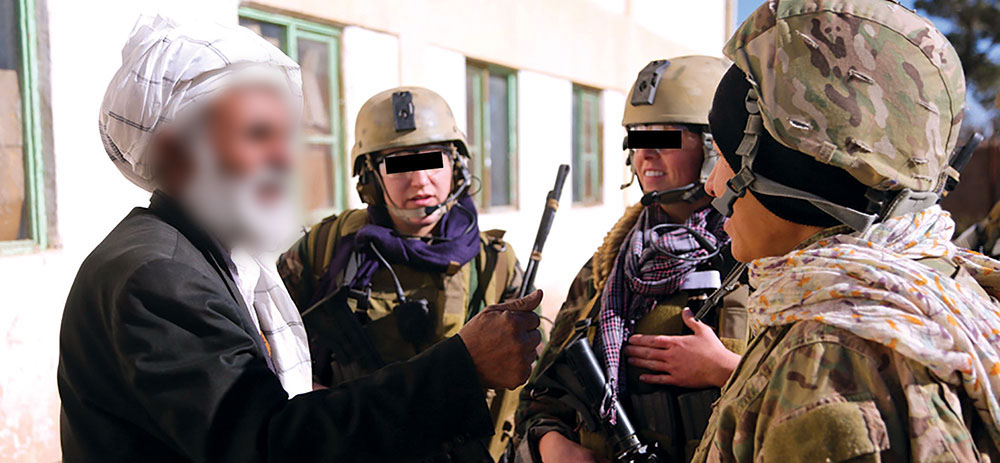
left=148, top=190, right=237, bottom=279
left=794, top=225, right=854, bottom=251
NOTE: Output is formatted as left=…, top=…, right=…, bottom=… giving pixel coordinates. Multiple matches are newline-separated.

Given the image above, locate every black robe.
left=57, top=192, right=493, bottom=462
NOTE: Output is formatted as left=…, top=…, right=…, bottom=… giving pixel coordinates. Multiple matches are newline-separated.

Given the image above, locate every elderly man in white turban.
left=57, top=15, right=543, bottom=463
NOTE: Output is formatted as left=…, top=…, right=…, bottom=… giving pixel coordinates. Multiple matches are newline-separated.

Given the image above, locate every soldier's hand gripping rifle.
left=528, top=324, right=661, bottom=463
left=518, top=164, right=571, bottom=298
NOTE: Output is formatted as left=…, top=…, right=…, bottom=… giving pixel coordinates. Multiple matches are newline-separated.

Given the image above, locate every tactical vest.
left=571, top=288, right=747, bottom=461
left=567, top=204, right=748, bottom=462
left=304, top=209, right=522, bottom=460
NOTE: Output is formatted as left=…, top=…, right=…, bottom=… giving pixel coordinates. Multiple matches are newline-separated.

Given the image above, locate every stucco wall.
left=0, top=0, right=728, bottom=460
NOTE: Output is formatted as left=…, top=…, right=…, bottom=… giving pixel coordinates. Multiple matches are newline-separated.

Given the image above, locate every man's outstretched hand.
left=459, top=290, right=544, bottom=390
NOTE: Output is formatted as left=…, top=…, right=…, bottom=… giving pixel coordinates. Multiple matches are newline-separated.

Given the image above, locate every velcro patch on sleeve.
left=761, top=399, right=889, bottom=463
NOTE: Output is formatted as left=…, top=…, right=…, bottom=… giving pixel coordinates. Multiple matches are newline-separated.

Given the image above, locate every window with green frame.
left=572, top=85, right=602, bottom=205
left=465, top=61, right=517, bottom=209
left=0, top=0, right=45, bottom=254
left=239, top=8, right=346, bottom=218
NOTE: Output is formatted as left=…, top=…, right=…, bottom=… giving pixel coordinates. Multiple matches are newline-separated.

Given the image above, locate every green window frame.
left=465, top=61, right=518, bottom=209
left=1, top=0, right=45, bottom=255
left=572, top=85, right=603, bottom=205
left=238, top=7, right=346, bottom=218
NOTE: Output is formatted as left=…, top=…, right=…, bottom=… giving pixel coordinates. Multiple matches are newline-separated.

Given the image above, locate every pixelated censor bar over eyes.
left=383, top=151, right=445, bottom=174
left=626, top=130, right=683, bottom=150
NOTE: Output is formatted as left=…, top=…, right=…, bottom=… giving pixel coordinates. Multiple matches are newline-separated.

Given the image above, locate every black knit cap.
left=708, top=64, right=870, bottom=227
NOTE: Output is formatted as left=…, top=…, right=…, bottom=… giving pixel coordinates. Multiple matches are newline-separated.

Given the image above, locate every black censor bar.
left=383, top=151, right=444, bottom=174
left=625, top=129, right=683, bottom=150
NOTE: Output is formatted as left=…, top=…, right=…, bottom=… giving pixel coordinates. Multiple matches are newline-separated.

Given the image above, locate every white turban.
left=99, top=14, right=303, bottom=191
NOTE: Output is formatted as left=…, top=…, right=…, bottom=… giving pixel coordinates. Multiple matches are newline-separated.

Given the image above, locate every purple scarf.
left=316, top=196, right=481, bottom=300
left=595, top=205, right=728, bottom=408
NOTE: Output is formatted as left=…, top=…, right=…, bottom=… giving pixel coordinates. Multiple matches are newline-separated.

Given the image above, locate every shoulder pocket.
left=761, top=399, right=889, bottom=463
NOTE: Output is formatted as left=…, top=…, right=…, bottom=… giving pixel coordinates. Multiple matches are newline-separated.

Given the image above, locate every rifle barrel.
left=519, top=164, right=570, bottom=298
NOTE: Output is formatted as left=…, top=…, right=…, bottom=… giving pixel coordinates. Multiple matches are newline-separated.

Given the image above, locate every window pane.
left=573, top=88, right=602, bottom=204
left=488, top=73, right=510, bottom=206
left=0, top=0, right=27, bottom=241
left=301, top=143, right=336, bottom=212
left=297, top=37, right=332, bottom=137
left=239, top=18, right=286, bottom=51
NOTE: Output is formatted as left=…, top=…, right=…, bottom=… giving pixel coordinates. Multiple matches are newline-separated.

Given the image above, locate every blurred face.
left=704, top=148, right=822, bottom=262
left=205, top=86, right=294, bottom=204
left=175, top=84, right=297, bottom=251
left=631, top=125, right=704, bottom=193
left=377, top=144, right=454, bottom=234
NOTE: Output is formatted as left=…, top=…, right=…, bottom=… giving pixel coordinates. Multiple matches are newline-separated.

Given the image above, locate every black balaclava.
left=709, top=64, right=870, bottom=228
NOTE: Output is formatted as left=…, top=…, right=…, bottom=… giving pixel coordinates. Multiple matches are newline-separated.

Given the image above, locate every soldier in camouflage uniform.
left=954, top=200, right=1000, bottom=258
left=514, top=56, right=749, bottom=463
left=696, top=0, right=1000, bottom=461
left=278, top=87, right=525, bottom=460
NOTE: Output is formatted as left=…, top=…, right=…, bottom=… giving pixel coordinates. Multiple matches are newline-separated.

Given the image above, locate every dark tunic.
left=57, top=192, right=493, bottom=463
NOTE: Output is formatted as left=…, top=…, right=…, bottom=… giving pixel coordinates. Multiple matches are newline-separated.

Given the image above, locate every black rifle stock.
left=519, top=164, right=570, bottom=298
left=530, top=325, right=660, bottom=463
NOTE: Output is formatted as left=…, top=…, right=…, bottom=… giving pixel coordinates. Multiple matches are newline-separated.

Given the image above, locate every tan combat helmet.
left=622, top=56, right=730, bottom=202
left=713, top=0, right=966, bottom=232
left=623, top=55, right=730, bottom=127
left=351, top=86, right=471, bottom=208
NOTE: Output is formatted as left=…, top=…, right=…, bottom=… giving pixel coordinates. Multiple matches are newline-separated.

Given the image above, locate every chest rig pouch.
left=343, top=243, right=436, bottom=348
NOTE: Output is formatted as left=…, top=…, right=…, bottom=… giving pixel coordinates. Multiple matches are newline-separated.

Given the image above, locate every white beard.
left=179, top=147, right=297, bottom=254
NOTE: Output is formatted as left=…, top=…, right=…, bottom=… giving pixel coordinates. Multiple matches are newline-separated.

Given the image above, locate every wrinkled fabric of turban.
left=98, top=14, right=303, bottom=191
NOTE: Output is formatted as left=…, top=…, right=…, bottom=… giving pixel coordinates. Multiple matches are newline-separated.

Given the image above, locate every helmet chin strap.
left=711, top=87, right=938, bottom=233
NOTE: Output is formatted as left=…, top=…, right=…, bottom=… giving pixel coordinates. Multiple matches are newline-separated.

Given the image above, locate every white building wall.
left=630, top=0, right=730, bottom=56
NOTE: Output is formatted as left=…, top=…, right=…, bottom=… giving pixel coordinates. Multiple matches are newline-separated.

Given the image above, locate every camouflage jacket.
left=514, top=204, right=748, bottom=462
left=692, top=320, right=1000, bottom=463
left=954, top=200, right=1000, bottom=258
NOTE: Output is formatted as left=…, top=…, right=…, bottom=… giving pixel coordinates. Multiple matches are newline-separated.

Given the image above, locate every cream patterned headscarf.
left=749, top=205, right=1000, bottom=445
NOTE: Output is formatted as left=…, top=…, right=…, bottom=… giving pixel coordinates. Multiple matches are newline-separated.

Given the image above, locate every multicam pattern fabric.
left=693, top=320, right=995, bottom=462
left=596, top=206, right=728, bottom=404
left=724, top=0, right=966, bottom=192
left=749, top=205, right=1000, bottom=447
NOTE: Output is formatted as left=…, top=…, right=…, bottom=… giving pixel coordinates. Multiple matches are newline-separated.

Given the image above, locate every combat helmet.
left=622, top=55, right=730, bottom=204
left=713, top=0, right=967, bottom=231
left=351, top=86, right=472, bottom=217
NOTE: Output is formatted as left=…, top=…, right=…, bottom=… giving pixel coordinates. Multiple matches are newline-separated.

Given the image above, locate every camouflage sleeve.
left=501, top=245, right=525, bottom=302
left=513, top=259, right=598, bottom=463
left=276, top=232, right=315, bottom=311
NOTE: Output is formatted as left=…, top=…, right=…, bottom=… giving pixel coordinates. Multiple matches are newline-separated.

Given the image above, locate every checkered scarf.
left=595, top=205, right=728, bottom=406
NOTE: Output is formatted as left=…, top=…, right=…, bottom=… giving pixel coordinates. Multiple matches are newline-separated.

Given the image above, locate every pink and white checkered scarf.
left=596, top=205, right=728, bottom=404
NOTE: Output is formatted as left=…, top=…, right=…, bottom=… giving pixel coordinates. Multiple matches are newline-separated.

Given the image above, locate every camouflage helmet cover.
left=351, top=86, right=468, bottom=175
left=724, top=0, right=966, bottom=192
left=623, top=55, right=731, bottom=127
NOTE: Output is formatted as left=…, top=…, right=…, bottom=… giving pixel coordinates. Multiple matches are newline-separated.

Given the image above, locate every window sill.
left=0, top=240, right=42, bottom=256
